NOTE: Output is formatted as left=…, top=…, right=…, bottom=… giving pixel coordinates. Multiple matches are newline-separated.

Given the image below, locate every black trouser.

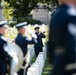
left=18, top=61, right=31, bottom=75
left=0, top=73, right=6, bottom=75
left=51, top=55, right=66, bottom=75
left=34, top=47, right=43, bottom=57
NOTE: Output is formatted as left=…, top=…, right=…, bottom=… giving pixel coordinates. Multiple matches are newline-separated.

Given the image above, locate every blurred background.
left=0, top=0, right=60, bottom=75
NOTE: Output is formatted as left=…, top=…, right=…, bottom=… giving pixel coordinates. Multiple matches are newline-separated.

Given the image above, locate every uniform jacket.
left=0, top=34, right=10, bottom=73
left=48, top=4, right=76, bottom=75
left=34, top=32, right=46, bottom=47
left=15, top=33, right=35, bottom=56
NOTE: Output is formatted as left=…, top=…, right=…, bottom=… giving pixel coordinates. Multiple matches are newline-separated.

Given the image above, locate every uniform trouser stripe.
left=72, top=73, right=76, bottom=75
left=65, top=63, right=76, bottom=71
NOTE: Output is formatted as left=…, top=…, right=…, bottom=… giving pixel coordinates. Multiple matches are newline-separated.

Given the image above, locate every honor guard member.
left=15, top=22, right=36, bottom=75
left=48, top=0, right=76, bottom=75
left=34, top=26, right=46, bottom=57
left=0, top=21, right=11, bottom=75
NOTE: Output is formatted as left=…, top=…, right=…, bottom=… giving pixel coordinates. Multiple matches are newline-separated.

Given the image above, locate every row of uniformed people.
left=0, top=21, right=46, bottom=75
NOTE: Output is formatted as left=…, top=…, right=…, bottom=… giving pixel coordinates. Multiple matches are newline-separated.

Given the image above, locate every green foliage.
left=0, top=0, right=1, bottom=4
left=7, top=18, right=42, bottom=27
left=24, top=18, right=42, bottom=25
left=7, top=21, right=17, bottom=27
left=3, top=2, right=12, bottom=20
left=5, top=0, right=38, bottom=22
left=4, top=0, right=59, bottom=22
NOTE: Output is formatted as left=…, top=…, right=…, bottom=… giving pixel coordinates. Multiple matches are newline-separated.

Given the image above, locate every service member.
left=0, top=21, right=11, bottom=75
left=34, top=26, right=46, bottom=57
left=15, top=22, right=37, bottom=75
left=48, top=0, right=76, bottom=75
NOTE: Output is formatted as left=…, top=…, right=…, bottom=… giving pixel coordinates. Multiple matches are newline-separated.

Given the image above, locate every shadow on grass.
left=42, top=57, right=52, bottom=75
left=30, top=55, right=52, bottom=75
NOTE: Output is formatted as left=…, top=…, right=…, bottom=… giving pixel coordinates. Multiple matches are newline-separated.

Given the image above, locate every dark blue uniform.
left=34, top=32, right=46, bottom=57
left=15, top=33, right=35, bottom=75
left=15, top=33, right=35, bottom=56
left=48, top=4, right=76, bottom=75
left=0, top=34, right=11, bottom=75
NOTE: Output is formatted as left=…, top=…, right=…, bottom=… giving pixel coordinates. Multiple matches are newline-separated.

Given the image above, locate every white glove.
left=26, top=27, right=37, bottom=39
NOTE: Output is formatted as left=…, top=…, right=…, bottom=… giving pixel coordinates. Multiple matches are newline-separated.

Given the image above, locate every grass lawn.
left=42, top=56, right=52, bottom=75
left=31, top=54, right=52, bottom=75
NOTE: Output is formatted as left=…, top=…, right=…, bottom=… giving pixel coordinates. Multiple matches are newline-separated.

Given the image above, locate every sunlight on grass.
left=42, top=57, right=52, bottom=75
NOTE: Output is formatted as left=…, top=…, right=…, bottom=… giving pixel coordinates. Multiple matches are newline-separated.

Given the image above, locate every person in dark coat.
left=0, top=21, right=11, bottom=75
left=47, top=0, right=76, bottom=75
left=15, top=22, right=37, bottom=75
left=34, top=26, right=46, bottom=57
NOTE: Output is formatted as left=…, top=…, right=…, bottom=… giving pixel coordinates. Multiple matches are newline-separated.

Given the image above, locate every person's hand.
left=43, top=31, right=45, bottom=34
left=40, top=31, right=45, bottom=34
left=31, top=33, right=37, bottom=39
left=32, top=37, right=37, bottom=43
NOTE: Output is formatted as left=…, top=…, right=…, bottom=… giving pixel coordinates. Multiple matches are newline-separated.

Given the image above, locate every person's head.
left=17, top=27, right=26, bottom=35
left=34, top=26, right=40, bottom=33
left=59, top=0, right=76, bottom=7
left=15, top=22, right=27, bottom=35
left=0, top=21, right=7, bottom=35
